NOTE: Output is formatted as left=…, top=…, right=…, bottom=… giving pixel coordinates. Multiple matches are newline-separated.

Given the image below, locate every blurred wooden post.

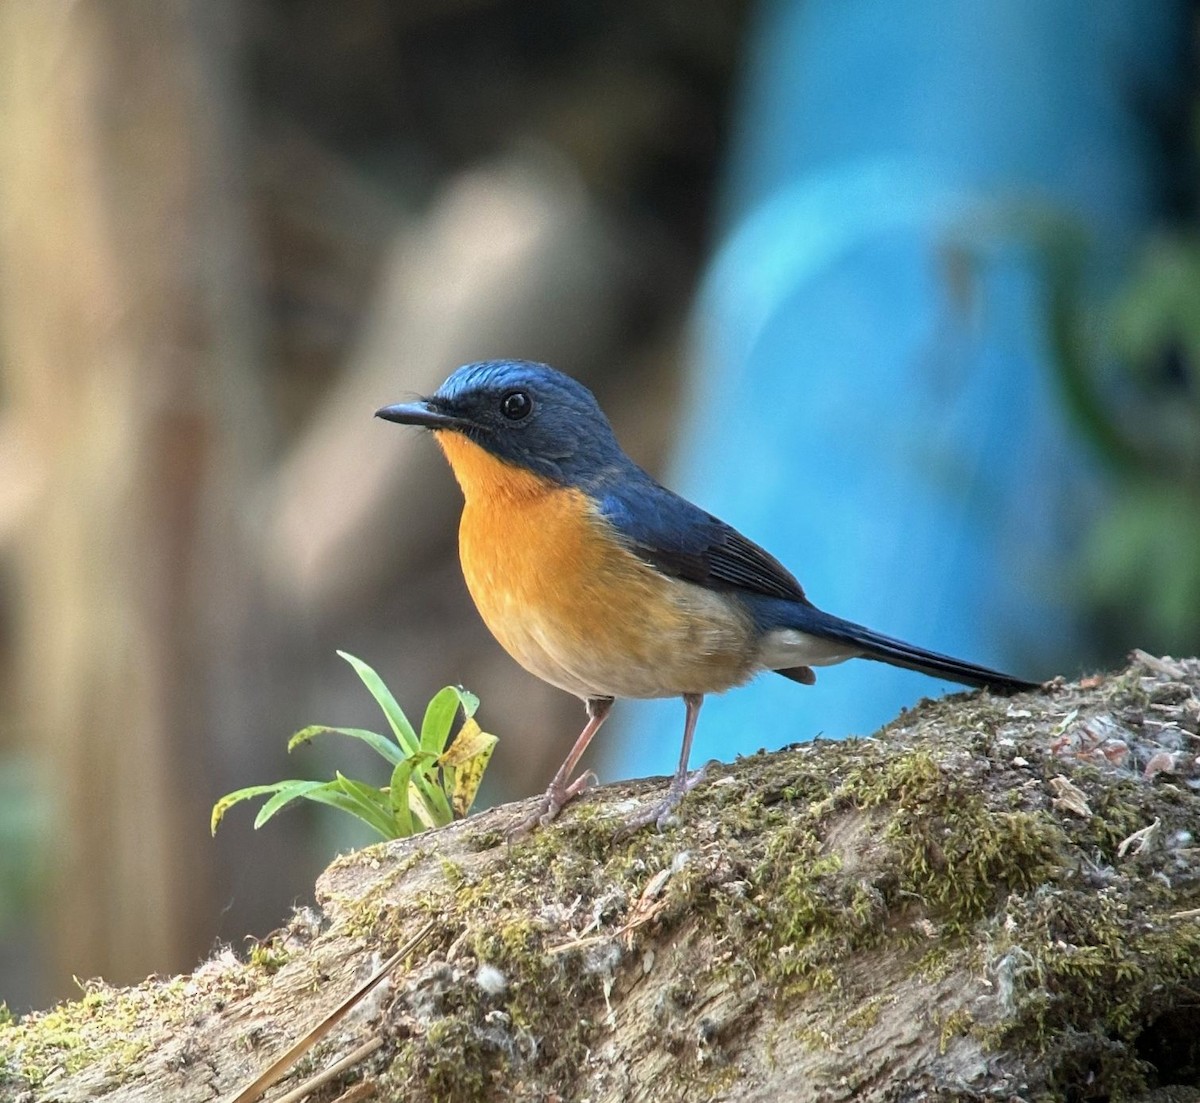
left=0, top=1, right=267, bottom=989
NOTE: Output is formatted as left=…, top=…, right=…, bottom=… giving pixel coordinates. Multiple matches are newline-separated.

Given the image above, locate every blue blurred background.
left=1, top=0, right=1197, bottom=1011
left=612, top=0, right=1195, bottom=775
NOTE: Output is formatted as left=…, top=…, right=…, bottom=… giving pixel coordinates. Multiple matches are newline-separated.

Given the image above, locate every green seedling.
left=211, top=652, right=496, bottom=840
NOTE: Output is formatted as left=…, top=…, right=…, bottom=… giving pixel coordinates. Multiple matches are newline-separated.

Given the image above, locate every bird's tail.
left=785, top=605, right=1037, bottom=693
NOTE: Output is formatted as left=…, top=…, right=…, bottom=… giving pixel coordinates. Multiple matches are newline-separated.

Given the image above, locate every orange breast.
left=433, top=432, right=756, bottom=700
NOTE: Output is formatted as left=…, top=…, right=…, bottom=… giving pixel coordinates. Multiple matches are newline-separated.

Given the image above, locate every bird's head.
left=376, top=360, right=624, bottom=487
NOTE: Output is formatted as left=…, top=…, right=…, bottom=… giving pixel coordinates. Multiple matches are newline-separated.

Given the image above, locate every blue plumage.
left=426, top=360, right=626, bottom=485
left=376, top=359, right=1037, bottom=833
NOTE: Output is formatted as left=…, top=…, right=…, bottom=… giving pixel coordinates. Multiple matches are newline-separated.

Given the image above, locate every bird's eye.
left=500, top=390, right=532, bottom=421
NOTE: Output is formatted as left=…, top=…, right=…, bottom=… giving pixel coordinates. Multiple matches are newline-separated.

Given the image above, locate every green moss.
left=793, top=1023, right=839, bottom=1052
left=936, top=1008, right=974, bottom=1055
left=0, top=978, right=187, bottom=1088
left=411, top=1017, right=503, bottom=1103
left=437, top=856, right=466, bottom=886
left=333, top=849, right=431, bottom=944
left=720, top=746, right=1065, bottom=1005
left=949, top=747, right=1200, bottom=1096
left=247, top=939, right=290, bottom=974
left=847, top=751, right=1062, bottom=932
left=913, top=944, right=957, bottom=982
left=993, top=887, right=1200, bottom=1092
left=841, top=993, right=887, bottom=1035
left=745, top=829, right=873, bottom=993
left=340, top=894, right=392, bottom=944
left=1079, top=774, right=1157, bottom=858
left=12, top=661, right=1200, bottom=1102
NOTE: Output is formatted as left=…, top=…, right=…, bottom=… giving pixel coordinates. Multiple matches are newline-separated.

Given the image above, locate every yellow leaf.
left=439, top=718, right=497, bottom=817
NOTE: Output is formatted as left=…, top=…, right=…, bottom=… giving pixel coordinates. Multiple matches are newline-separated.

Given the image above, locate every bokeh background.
left=1, top=0, right=1197, bottom=1011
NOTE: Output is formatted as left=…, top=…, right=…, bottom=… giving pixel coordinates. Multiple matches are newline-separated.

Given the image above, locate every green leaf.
left=388, top=758, right=418, bottom=838
left=440, top=718, right=498, bottom=818
left=337, top=651, right=418, bottom=755
left=457, top=687, right=480, bottom=720
left=334, top=654, right=456, bottom=826
left=283, top=781, right=395, bottom=841
left=407, top=783, right=442, bottom=830
left=253, top=780, right=331, bottom=829
left=287, top=725, right=405, bottom=766
left=334, top=772, right=401, bottom=839
left=409, top=766, right=452, bottom=828
left=211, top=781, right=309, bottom=835
left=420, top=687, right=466, bottom=756
left=416, top=686, right=482, bottom=822
left=213, top=657, right=497, bottom=846
left=422, top=772, right=453, bottom=826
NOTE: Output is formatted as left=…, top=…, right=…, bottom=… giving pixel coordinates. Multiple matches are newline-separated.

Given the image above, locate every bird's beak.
left=374, top=399, right=468, bottom=430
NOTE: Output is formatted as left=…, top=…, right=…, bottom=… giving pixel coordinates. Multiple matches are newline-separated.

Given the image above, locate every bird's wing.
left=594, top=472, right=1037, bottom=694
left=596, top=474, right=810, bottom=604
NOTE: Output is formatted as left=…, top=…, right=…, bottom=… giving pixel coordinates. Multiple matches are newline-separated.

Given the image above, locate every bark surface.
left=3, top=653, right=1200, bottom=1102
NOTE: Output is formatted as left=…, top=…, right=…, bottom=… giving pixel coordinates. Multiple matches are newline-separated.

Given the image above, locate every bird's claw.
left=507, top=770, right=598, bottom=840
left=562, top=768, right=598, bottom=801
left=616, top=763, right=710, bottom=839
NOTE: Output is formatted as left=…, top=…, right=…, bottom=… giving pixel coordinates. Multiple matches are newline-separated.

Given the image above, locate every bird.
left=376, top=359, right=1037, bottom=834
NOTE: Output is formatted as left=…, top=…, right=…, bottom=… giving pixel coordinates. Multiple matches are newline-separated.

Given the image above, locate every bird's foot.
left=616, top=763, right=710, bottom=839
left=508, top=770, right=597, bottom=839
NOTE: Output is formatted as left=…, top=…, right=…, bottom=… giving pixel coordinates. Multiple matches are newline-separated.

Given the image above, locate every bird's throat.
left=432, top=430, right=558, bottom=504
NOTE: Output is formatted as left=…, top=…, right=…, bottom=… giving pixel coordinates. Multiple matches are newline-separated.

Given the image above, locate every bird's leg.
left=619, top=693, right=707, bottom=836
left=510, top=696, right=614, bottom=837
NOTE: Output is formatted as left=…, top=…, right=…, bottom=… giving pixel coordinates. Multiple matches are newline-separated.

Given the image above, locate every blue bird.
left=377, top=360, right=1037, bottom=832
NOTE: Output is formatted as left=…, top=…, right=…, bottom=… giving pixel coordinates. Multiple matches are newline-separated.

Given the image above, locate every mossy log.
left=4, top=654, right=1200, bottom=1103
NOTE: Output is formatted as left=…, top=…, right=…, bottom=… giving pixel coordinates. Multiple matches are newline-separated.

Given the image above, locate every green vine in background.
left=0, top=758, right=44, bottom=933
left=1039, top=224, right=1148, bottom=476
left=1040, top=222, right=1200, bottom=654
left=211, top=652, right=497, bottom=841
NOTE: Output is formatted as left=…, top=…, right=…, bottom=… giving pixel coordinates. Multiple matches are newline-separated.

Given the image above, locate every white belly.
left=756, top=628, right=861, bottom=671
